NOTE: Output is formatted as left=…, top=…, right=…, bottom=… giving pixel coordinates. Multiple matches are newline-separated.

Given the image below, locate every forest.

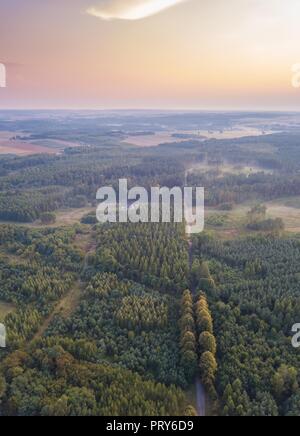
left=0, top=112, right=300, bottom=416
left=0, top=345, right=186, bottom=416
left=93, top=222, right=189, bottom=292
left=45, top=272, right=188, bottom=387
left=0, top=225, right=82, bottom=348
left=0, top=223, right=193, bottom=415
left=192, top=232, right=300, bottom=416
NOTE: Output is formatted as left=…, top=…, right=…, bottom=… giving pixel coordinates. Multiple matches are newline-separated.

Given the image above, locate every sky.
left=1, top=0, right=300, bottom=110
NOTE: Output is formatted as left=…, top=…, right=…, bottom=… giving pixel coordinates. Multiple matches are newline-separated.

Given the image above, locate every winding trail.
left=32, top=281, right=83, bottom=341
left=32, top=230, right=96, bottom=342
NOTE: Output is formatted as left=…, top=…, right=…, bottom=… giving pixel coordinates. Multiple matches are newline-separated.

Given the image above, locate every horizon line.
left=1, top=107, right=300, bottom=114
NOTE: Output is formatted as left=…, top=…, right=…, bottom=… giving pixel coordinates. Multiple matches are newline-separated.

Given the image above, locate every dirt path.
left=196, top=377, right=206, bottom=417
left=32, top=281, right=82, bottom=341
left=33, top=229, right=96, bottom=341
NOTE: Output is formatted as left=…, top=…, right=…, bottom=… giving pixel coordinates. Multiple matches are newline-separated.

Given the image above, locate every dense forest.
left=1, top=112, right=300, bottom=416
left=0, top=147, right=186, bottom=223
left=0, top=223, right=192, bottom=415
left=0, top=345, right=186, bottom=416
left=1, top=118, right=300, bottom=225
left=0, top=225, right=82, bottom=348
left=192, top=233, right=300, bottom=416
left=45, top=272, right=187, bottom=387
left=93, top=222, right=189, bottom=292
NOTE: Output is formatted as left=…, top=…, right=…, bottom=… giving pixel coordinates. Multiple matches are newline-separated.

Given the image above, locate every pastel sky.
left=1, top=0, right=300, bottom=110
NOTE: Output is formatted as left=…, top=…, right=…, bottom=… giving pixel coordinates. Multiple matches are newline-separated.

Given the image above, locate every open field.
left=0, top=301, right=15, bottom=322
left=40, top=207, right=95, bottom=227
left=29, top=138, right=83, bottom=149
left=204, top=197, right=300, bottom=236
left=195, top=127, right=274, bottom=139
left=0, top=140, right=59, bottom=156
left=122, top=132, right=184, bottom=147
left=123, top=126, right=275, bottom=148
left=0, top=130, right=83, bottom=156
left=0, top=131, right=58, bottom=155
left=0, top=207, right=95, bottom=228
left=266, top=198, right=300, bottom=233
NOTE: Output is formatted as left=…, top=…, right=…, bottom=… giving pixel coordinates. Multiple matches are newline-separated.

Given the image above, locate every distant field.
left=283, top=197, right=300, bottom=209
left=204, top=197, right=300, bottom=235
left=266, top=199, right=300, bottom=233
left=0, top=131, right=58, bottom=155
left=122, top=132, right=183, bottom=147
left=56, top=207, right=95, bottom=226
left=0, top=301, right=15, bottom=322
left=30, top=207, right=95, bottom=228
left=52, top=207, right=95, bottom=227
left=30, top=138, right=83, bottom=149
left=195, top=127, right=272, bottom=139
left=123, top=127, right=273, bottom=147
left=0, top=207, right=95, bottom=228
left=0, top=130, right=83, bottom=156
left=0, top=140, right=59, bottom=156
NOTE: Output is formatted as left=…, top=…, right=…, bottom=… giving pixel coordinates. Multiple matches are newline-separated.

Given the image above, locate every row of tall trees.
left=179, top=290, right=198, bottom=382
left=196, top=294, right=218, bottom=401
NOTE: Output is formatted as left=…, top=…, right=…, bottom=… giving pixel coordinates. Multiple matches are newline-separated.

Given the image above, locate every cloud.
left=87, top=0, right=187, bottom=21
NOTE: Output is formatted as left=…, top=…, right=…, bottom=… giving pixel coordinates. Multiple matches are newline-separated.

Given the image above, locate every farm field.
left=122, top=132, right=183, bottom=147
left=0, top=130, right=84, bottom=155
left=266, top=198, right=300, bottom=233
left=0, top=207, right=95, bottom=228
left=0, top=140, right=59, bottom=156
left=204, top=197, right=300, bottom=235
